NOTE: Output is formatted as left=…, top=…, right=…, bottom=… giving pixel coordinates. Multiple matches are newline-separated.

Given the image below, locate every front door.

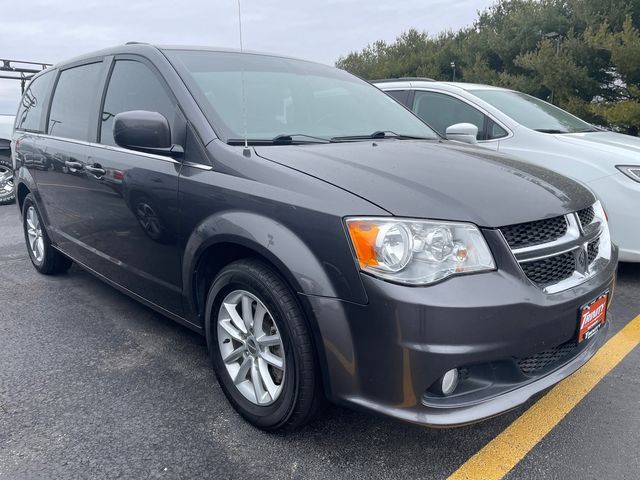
left=78, top=58, right=186, bottom=315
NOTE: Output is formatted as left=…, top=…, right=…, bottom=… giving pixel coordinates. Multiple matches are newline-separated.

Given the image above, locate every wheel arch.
left=17, top=182, right=31, bottom=211
left=183, top=211, right=340, bottom=325
left=184, top=212, right=336, bottom=397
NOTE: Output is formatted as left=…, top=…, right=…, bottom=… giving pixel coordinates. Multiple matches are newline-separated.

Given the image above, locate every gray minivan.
left=12, top=44, right=617, bottom=431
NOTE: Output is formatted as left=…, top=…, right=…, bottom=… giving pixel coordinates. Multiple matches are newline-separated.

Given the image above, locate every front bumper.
left=305, top=246, right=618, bottom=427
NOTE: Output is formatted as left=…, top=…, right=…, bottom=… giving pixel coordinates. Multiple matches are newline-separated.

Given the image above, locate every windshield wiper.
left=271, top=134, right=331, bottom=144
left=227, top=134, right=330, bottom=146
left=331, top=131, right=433, bottom=141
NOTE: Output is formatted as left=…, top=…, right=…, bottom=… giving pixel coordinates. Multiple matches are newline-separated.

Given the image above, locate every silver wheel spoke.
left=253, top=303, right=267, bottom=337
left=234, top=357, right=252, bottom=385
left=241, top=295, right=253, bottom=330
left=223, top=344, right=247, bottom=364
left=250, top=361, right=268, bottom=404
left=224, top=302, right=247, bottom=334
left=257, top=334, right=280, bottom=347
left=258, top=358, right=279, bottom=400
left=219, top=319, right=244, bottom=342
left=260, top=350, right=284, bottom=370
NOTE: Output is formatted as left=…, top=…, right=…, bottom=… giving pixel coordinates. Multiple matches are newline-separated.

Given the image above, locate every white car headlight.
left=345, top=217, right=496, bottom=285
left=616, top=165, right=640, bottom=183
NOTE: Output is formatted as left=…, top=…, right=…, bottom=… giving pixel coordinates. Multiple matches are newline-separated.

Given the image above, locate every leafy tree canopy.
left=335, top=0, right=640, bottom=134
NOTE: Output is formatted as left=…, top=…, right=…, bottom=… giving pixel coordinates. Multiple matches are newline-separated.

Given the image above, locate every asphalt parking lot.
left=0, top=203, right=638, bottom=480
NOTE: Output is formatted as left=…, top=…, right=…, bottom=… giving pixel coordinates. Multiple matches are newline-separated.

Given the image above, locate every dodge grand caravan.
left=12, top=44, right=617, bottom=431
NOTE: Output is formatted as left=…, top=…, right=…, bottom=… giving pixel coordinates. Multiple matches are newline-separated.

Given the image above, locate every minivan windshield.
left=470, top=89, right=597, bottom=134
left=165, top=50, right=438, bottom=143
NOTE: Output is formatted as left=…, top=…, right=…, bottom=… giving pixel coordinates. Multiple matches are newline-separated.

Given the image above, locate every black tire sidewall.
left=205, top=264, right=301, bottom=429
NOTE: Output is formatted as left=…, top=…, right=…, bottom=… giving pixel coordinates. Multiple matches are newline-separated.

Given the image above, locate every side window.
left=48, top=63, right=103, bottom=140
left=100, top=60, right=176, bottom=146
left=385, top=89, right=409, bottom=106
left=15, top=70, right=55, bottom=132
left=487, top=118, right=508, bottom=140
left=412, top=91, right=506, bottom=141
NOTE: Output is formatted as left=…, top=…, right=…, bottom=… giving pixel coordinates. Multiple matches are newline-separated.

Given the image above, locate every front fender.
left=182, top=210, right=368, bottom=323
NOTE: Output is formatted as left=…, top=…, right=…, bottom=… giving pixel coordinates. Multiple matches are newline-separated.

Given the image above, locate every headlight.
left=616, top=165, right=640, bottom=183
left=592, top=200, right=613, bottom=260
left=345, top=217, right=496, bottom=285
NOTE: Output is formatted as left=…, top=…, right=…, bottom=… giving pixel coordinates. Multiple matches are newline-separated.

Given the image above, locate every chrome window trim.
left=182, top=161, right=214, bottom=171
left=30, top=132, right=182, bottom=164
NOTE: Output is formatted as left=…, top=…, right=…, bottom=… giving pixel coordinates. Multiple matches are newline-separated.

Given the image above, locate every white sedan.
left=376, top=79, right=640, bottom=262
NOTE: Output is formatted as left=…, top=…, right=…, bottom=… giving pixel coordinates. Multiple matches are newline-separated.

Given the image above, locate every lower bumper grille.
left=517, top=341, right=578, bottom=375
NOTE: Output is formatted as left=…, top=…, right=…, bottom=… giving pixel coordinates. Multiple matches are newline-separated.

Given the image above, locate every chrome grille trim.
left=499, top=206, right=611, bottom=294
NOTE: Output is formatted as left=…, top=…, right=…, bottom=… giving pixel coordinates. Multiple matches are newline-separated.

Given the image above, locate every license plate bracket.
left=577, top=290, right=609, bottom=343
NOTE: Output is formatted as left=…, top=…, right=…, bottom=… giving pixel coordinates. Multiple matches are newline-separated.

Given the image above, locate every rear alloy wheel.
left=206, top=259, right=323, bottom=431
left=0, top=158, right=15, bottom=205
left=22, top=194, right=72, bottom=274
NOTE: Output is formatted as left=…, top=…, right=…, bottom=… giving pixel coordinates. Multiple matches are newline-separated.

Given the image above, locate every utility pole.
left=543, top=32, right=562, bottom=104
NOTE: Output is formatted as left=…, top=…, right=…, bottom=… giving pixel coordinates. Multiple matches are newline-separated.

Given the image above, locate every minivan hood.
left=254, top=140, right=594, bottom=227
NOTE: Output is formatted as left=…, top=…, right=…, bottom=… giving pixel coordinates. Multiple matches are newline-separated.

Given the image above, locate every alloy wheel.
left=0, top=164, right=13, bottom=195
left=26, top=206, right=45, bottom=264
left=217, top=290, right=286, bottom=406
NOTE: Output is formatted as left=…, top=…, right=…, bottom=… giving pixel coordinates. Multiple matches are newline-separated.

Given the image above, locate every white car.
left=376, top=79, right=640, bottom=262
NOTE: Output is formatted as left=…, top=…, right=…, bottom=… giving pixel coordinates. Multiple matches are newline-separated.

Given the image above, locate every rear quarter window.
left=15, top=70, right=55, bottom=133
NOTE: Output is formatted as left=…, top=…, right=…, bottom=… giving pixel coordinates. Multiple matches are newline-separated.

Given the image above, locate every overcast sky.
left=0, top=0, right=494, bottom=113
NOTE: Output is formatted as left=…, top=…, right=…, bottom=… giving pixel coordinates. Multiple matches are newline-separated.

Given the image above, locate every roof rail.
left=371, top=77, right=436, bottom=83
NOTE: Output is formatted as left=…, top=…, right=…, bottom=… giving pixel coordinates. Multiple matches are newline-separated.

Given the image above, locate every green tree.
left=335, top=0, right=640, bottom=134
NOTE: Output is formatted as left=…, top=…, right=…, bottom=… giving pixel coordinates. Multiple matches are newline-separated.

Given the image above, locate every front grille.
left=500, top=216, right=567, bottom=249
left=577, top=206, right=595, bottom=228
left=517, top=342, right=578, bottom=375
left=587, top=240, right=599, bottom=264
left=520, top=251, right=575, bottom=286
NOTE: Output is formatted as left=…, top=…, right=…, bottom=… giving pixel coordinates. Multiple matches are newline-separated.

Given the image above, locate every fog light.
left=436, top=368, right=459, bottom=396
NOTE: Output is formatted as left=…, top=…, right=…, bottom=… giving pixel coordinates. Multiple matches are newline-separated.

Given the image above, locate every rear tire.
left=205, top=259, right=324, bottom=431
left=22, top=194, right=72, bottom=275
left=0, top=157, right=15, bottom=205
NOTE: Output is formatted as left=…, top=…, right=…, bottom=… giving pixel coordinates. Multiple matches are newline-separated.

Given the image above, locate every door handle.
left=85, top=164, right=106, bottom=177
left=64, top=160, right=84, bottom=171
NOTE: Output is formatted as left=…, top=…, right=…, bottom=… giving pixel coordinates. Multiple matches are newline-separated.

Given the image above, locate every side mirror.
left=113, top=110, right=183, bottom=157
left=445, top=123, right=478, bottom=144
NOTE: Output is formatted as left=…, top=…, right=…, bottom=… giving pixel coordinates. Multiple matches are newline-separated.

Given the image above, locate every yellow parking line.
left=448, top=314, right=640, bottom=480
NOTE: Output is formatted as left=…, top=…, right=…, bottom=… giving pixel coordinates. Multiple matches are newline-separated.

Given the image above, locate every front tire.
left=205, top=259, right=323, bottom=431
left=22, top=194, right=72, bottom=274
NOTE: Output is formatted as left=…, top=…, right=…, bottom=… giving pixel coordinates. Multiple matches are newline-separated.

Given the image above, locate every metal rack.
left=0, top=59, right=52, bottom=93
